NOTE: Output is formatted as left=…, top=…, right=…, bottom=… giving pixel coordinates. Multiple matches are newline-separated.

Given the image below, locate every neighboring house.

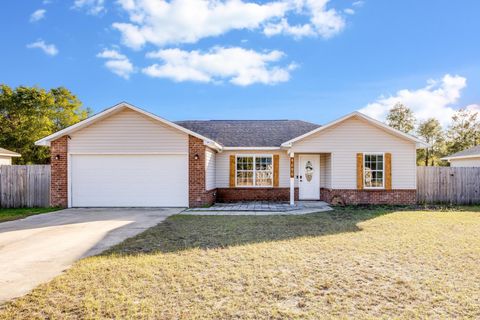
left=35, top=102, right=428, bottom=208
left=0, top=148, right=21, bottom=165
left=441, top=146, right=480, bottom=167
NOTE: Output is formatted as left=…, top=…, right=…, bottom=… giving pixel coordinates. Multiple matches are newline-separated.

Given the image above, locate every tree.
left=0, top=85, right=91, bottom=164
left=416, top=118, right=446, bottom=166
left=386, top=103, right=416, bottom=134
left=446, top=108, right=480, bottom=155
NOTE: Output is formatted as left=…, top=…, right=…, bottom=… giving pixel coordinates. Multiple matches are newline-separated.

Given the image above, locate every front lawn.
left=0, top=208, right=58, bottom=223
left=1, top=206, right=480, bottom=319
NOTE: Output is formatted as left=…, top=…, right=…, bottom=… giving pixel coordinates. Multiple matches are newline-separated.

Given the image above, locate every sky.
left=1, top=0, right=479, bottom=126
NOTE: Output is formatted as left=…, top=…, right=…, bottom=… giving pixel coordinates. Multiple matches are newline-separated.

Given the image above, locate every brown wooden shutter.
left=229, top=155, right=236, bottom=188
left=273, top=154, right=279, bottom=187
left=385, top=153, right=392, bottom=190
left=356, top=153, right=364, bottom=190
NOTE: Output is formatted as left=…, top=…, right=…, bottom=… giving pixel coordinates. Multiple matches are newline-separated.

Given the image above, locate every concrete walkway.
left=0, top=208, right=182, bottom=303
left=185, top=201, right=333, bottom=215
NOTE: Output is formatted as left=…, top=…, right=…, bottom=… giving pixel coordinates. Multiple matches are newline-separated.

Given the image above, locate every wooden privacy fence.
left=0, top=165, right=50, bottom=208
left=417, top=166, right=480, bottom=204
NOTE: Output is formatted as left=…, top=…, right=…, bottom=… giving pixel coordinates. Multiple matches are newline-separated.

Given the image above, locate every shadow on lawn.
left=102, top=206, right=408, bottom=255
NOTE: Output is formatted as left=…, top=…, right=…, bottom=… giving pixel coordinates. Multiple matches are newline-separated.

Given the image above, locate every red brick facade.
left=320, top=188, right=416, bottom=205
left=188, top=135, right=216, bottom=207
left=217, top=188, right=299, bottom=202
left=50, top=136, right=68, bottom=208
left=217, top=187, right=415, bottom=205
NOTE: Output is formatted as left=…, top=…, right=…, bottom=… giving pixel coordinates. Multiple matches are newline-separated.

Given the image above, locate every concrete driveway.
left=0, top=208, right=183, bottom=303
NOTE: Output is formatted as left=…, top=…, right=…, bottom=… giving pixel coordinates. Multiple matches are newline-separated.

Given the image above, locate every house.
left=0, top=148, right=21, bottom=165
left=35, top=102, right=428, bottom=208
left=441, top=146, right=480, bottom=167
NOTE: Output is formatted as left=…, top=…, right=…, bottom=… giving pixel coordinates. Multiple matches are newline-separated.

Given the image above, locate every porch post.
left=289, top=152, right=295, bottom=206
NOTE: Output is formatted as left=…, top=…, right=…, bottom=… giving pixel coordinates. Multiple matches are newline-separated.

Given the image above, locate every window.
left=364, top=153, right=384, bottom=188
left=236, top=155, right=273, bottom=187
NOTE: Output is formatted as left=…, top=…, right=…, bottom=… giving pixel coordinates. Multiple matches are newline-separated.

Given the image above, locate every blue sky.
left=1, top=0, right=479, bottom=125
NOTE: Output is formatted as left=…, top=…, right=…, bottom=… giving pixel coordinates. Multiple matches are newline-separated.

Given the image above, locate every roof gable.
left=35, top=102, right=222, bottom=150
left=281, top=111, right=430, bottom=149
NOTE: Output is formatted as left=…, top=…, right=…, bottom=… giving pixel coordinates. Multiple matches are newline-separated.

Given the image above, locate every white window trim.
left=235, top=154, right=273, bottom=188
left=363, top=152, right=385, bottom=190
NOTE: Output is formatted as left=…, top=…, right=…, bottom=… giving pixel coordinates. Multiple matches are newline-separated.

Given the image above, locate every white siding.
left=216, top=150, right=291, bottom=188
left=205, top=148, right=216, bottom=190
left=0, top=156, right=12, bottom=165
left=320, top=154, right=326, bottom=188
left=291, top=117, right=417, bottom=189
left=69, top=109, right=188, bottom=154
left=324, top=153, right=332, bottom=188
left=450, top=157, right=480, bottom=167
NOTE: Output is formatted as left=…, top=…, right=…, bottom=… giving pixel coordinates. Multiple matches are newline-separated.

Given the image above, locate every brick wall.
left=320, top=188, right=416, bottom=205
left=50, top=136, right=68, bottom=208
left=217, top=188, right=299, bottom=202
left=188, top=135, right=216, bottom=207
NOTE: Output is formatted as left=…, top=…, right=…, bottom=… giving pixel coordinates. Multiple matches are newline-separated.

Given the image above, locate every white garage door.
left=71, top=154, right=188, bottom=207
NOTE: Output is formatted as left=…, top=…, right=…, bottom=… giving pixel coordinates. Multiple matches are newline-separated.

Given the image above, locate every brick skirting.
left=217, top=187, right=416, bottom=205
left=216, top=188, right=299, bottom=202
left=50, top=136, right=68, bottom=208
left=320, top=188, right=416, bottom=205
left=203, top=189, right=217, bottom=206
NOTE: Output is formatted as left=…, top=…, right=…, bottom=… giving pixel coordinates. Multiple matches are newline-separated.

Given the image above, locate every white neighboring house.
left=0, top=148, right=21, bottom=165
left=442, top=146, right=480, bottom=167
left=0, top=148, right=22, bottom=166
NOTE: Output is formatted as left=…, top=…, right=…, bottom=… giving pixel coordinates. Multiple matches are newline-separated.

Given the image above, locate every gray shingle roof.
left=0, top=148, right=21, bottom=157
left=445, top=145, right=480, bottom=159
left=175, top=120, right=320, bottom=147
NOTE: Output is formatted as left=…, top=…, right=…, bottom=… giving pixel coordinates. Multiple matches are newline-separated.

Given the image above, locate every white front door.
left=299, top=155, right=320, bottom=200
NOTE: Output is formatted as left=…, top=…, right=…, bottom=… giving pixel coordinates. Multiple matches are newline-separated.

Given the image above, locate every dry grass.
left=1, top=206, right=480, bottom=319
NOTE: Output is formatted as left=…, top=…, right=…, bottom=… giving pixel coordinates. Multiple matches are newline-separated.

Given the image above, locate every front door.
left=299, top=155, right=320, bottom=200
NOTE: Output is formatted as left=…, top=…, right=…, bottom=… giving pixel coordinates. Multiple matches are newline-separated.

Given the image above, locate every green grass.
left=0, top=208, right=59, bottom=223
left=1, top=206, right=480, bottom=319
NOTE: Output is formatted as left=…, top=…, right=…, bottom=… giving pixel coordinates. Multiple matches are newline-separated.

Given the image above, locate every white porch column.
left=289, top=152, right=295, bottom=206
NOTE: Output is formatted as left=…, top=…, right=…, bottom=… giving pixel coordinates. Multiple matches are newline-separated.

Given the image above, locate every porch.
left=288, top=152, right=333, bottom=205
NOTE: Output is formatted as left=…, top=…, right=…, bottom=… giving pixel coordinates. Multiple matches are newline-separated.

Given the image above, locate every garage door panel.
left=71, top=154, right=188, bottom=207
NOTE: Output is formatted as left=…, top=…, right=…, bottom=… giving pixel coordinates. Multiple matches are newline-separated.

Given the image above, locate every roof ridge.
left=176, top=119, right=303, bottom=122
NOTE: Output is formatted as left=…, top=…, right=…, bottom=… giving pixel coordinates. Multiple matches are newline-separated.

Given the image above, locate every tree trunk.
left=425, top=149, right=429, bottom=166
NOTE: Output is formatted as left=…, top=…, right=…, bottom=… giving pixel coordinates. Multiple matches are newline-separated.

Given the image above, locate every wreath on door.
left=305, top=161, right=314, bottom=182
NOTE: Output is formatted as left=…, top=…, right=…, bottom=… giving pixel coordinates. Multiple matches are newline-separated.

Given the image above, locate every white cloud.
left=30, top=9, right=46, bottom=22
left=344, top=8, right=355, bottom=15
left=359, top=74, right=467, bottom=126
left=264, top=0, right=346, bottom=39
left=466, top=104, right=480, bottom=113
left=97, top=49, right=134, bottom=79
left=26, top=40, right=58, bottom=56
left=73, top=0, right=105, bottom=15
left=142, top=47, right=296, bottom=86
left=113, top=0, right=348, bottom=49
left=97, top=49, right=127, bottom=60
left=264, top=18, right=315, bottom=38
left=352, top=1, right=364, bottom=7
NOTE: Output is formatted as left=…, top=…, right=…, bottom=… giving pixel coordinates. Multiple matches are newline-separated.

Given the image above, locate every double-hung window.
left=364, top=153, right=384, bottom=188
left=236, top=155, right=273, bottom=187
